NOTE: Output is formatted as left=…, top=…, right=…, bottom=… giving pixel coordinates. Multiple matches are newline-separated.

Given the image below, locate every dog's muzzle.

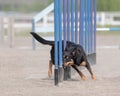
left=63, top=59, right=74, bottom=68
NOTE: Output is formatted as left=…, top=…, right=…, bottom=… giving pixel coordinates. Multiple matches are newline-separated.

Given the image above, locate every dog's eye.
left=64, top=56, right=69, bottom=59
left=66, top=56, right=69, bottom=59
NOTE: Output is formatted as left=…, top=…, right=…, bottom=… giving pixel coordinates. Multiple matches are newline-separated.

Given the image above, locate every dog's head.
left=63, top=47, right=82, bottom=67
left=63, top=51, right=74, bottom=67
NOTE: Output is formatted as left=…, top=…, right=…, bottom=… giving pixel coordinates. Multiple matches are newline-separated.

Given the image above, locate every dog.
left=30, top=32, right=96, bottom=80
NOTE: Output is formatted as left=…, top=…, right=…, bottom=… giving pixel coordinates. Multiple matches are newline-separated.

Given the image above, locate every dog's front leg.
left=85, top=62, right=96, bottom=80
left=71, top=65, right=86, bottom=80
left=48, top=60, right=53, bottom=78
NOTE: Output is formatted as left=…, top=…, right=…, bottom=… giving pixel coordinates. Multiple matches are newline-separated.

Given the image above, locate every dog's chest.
left=73, top=55, right=83, bottom=66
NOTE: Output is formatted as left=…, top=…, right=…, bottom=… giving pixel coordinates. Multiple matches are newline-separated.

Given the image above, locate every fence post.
left=43, top=16, right=47, bottom=27
left=32, top=19, right=36, bottom=50
left=8, top=17, right=14, bottom=48
left=0, top=17, right=4, bottom=45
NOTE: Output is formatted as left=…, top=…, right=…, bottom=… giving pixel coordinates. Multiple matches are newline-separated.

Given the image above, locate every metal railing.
left=32, top=3, right=54, bottom=33
left=32, top=3, right=54, bottom=50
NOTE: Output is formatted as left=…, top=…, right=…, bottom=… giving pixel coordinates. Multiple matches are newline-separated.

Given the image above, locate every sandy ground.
left=0, top=34, right=120, bottom=96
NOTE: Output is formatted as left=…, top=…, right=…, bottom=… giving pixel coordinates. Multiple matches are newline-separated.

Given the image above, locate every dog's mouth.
left=64, top=59, right=74, bottom=67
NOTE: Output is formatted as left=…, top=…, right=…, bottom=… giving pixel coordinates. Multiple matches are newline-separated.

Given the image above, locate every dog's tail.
left=30, top=32, right=54, bottom=46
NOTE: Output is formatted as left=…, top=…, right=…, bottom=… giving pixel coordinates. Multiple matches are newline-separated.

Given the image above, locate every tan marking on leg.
left=79, top=70, right=87, bottom=80
left=81, top=75, right=87, bottom=80
left=71, top=65, right=86, bottom=80
left=80, top=61, right=86, bottom=66
left=85, top=63, right=96, bottom=80
left=91, top=74, right=96, bottom=80
left=48, top=60, right=53, bottom=78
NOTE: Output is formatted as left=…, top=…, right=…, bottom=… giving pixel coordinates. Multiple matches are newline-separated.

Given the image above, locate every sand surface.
left=0, top=35, right=120, bottom=96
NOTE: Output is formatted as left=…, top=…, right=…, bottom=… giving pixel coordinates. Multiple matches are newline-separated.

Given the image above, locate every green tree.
left=97, top=0, right=120, bottom=11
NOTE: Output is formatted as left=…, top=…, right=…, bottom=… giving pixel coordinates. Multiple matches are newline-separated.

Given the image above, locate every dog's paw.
left=48, top=70, right=52, bottom=78
left=91, top=75, right=96, bottom=80
left=81, top=75, right=87, bottom=81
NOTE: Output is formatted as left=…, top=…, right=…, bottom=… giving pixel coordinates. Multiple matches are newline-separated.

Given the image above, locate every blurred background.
left=0, top=0, right=120, bottom=48
left=0, top=1, right=120, bottom=95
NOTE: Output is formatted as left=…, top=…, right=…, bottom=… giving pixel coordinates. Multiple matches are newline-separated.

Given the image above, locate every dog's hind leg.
left=71, top=65, right=86, bottom=80
left=48, top=60, right=53, bottom=78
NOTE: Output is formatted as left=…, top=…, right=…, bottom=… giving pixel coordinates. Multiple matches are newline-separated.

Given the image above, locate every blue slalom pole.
left=87, top=0, right=91, bottom=54
left=90, top=0, right=93, bottom=53
left=63, top=0, right=68, bottom=80
left=58, top=0, right=62, bottom=68
left=93, top=0, right=96, bottom=53
left=71, top=0, right=74, bottom=42
left=58, top=0, right=63, bottom=82
left=75, top=0, right=78, bottom=44
left=54, top=0, right=59, bottom=86
left=80, top=0, right=84, bottom=47
left=63, top=0, right=67, bottom=49
left=84, top=0, right=88, bottom=53
left=86, top=0, right=89, bottom=53
left=67, top=0, right=71, bottom=41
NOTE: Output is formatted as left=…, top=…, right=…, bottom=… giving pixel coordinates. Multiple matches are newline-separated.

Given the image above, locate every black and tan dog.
left=30, top=32, right=96, bottom=80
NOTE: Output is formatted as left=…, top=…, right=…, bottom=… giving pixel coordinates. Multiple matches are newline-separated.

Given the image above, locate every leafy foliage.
left=0, top=0, right=120, bottom=12
left=97, top=0, right=120, bottom=11
left=0, top=0, right=53, bottom=13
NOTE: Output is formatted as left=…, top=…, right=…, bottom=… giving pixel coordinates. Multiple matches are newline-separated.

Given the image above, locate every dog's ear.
left=72, top=48, right=77, bottom=56
left=72, top=49, right=76, bottom=56
left=72, top=47, right=81, bottom=56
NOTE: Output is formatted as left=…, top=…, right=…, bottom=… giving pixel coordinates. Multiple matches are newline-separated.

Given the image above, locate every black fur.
left=30, top=32, right=74, bottom=64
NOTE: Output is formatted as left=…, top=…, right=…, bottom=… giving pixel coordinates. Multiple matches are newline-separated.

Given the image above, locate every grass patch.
left=97, top=25, right=120, bottom=28
left=97, top=31, right=120, bottom=36
left=0, top=0, right=53, bottom=13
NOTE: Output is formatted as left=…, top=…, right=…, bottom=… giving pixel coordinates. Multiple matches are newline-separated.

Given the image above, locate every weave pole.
left=54, top=0, right=59, bottom=85
left=54, top=0, right=63, bottom=86
left=58, top=0, right=63, bottom=82
left=63, top=0, right=71, bottom=80
left=63, top=0, right=68, bottom=80
left=93, top=0, right=97, bottom=53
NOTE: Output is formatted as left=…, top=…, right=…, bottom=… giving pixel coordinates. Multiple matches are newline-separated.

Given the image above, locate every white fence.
left=0, top=12, right=120, bottom=47
left=0, top=12, right=120, bottom=31
left=97, top=12, right=120, bottom=26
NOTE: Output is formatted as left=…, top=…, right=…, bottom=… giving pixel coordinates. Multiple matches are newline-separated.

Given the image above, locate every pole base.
left=59, top=67, right=63, bottom=82
left=64, top=66, right=71, bottom=80
left=54, top=69, right=59, bottom=86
